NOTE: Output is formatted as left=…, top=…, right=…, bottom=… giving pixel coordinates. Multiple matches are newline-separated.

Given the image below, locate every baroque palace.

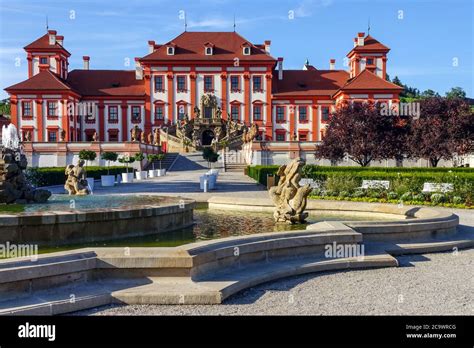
left=4, top=29, right=403, bottom=166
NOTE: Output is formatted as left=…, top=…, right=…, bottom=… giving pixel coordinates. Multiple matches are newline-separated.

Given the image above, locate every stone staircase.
left=145, top=152, right=179, bottom=171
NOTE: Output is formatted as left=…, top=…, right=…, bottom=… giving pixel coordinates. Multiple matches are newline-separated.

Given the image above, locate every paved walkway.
left=47, top=153, right=266, bottom=202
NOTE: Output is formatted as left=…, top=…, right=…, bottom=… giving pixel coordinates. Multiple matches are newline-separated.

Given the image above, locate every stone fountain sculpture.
left=64, top=160, right=91, bottom=195
left=269, top=158, right=312, bottom=224
left=0, top=124, right=51, bottom=204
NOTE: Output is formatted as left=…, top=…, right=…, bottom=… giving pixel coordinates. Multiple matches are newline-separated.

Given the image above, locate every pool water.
left=37, top=208, right=378, bottom=255
left=0, top=194, right=181, bottom=214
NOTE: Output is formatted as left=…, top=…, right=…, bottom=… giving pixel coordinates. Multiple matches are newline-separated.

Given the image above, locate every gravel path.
left=76, top=248, right=474, bottom=316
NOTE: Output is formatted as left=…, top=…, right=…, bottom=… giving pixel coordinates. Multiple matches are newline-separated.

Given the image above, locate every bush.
left=453, top=196, right=463, bottom=204
left=400, top=192, right=413, bottom=201
left=387, top=191, right=398, bottom=200
left=413, top=193, right=426, bottom=202
left=430, top=193, right=446, bottom=204
left=26, top=166, right=126, bottom=187
left=352, top=190, right=366, bottom=198
left=338, top=191, right=350, bottom=198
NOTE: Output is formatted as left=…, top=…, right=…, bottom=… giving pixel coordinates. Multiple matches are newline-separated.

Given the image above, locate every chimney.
left=83, top=56, right=90, bottom=70
left=357, top=32, right=365, bottom=46
left=277, top=57, right=283, bottom=80
left=148, top=40, right=155, bottom=54
left=264, top=40, right=271, bottom=54
left=353, top=38, right=358, bottom=47
left=135, top=58, right=143, bottom=80
left=56, top=35, right=64, bottom=46
left=48, top=30, right=57, bottom=45
left=329, top=59, right=336, bottom=70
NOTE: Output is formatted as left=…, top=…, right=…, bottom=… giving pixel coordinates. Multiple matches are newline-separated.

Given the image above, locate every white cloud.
left=294, top=0, right=334, bottom=18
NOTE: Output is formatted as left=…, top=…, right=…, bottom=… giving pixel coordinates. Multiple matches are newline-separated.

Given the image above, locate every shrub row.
left=26, top=166, right=129, bottom=187
left=247, top=165, right=474, bottom=207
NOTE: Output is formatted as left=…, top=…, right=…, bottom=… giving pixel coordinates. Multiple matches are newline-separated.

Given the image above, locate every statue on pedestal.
left=64, top=159, right=90, bottom=195
left=153, top=128, right=160, bottom=145
left=269, top=158, right=312, bottom=224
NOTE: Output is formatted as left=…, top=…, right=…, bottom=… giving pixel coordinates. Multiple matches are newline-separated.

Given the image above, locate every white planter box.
left=121, top=172, right=134, bottom=183
left=101, top=175, right=115, bottom=187
left=86, top=177, right=95, bottom=191
left=157, top=169, right=166, bottom=176
left=148, top=169, right=156, bottom=178
left=135, top=171, right=148, bottom=180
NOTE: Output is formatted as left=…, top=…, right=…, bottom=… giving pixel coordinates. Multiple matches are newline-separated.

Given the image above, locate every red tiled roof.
left=24, top=33, right=70, bottom=55
left=339, top=69, right=403, bottom=91
left=348, top=35, right=389, bottom=55
left=272, top=70, right=350, bottom=97
left=141, top=31, right=275, bottom=62
left=5, top=70, right=75, bottom=92
left=66, top=70, right=145, bottom=97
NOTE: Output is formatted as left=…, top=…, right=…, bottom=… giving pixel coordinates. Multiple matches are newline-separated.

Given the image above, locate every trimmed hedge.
left=26, top=166, right=129, bottom=187
left=247, top=165, right=474, bottom=207
left=247, top=165, right=474, bottom=186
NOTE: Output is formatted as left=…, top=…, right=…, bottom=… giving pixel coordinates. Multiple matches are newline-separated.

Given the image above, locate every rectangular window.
left=22, top=101, right=32, bottom=117
left=230, top=76, right=240, bottom=92
left=154, top=105, right=164, bottom=120
left=253, top=76, right=262, bottom=92
left=231, top=105, right=239, bottom=121
left=276, top=132, right=285, bottom=141
left=322, top=107, right=330, bottom=121
left=47, top=101, right=57, bottom=116
left=204, top=76, right=214, bottom=92
left=131, top=106, right=141, bottom=121
left=154, top=76, right=164, bottom=92
left=177, top=76, right=186, bottom=92
left=48, top=130, right=57, bottom=142
left=276, top=106, right=285, bottom=122
left=253, top=105, right=262, bottom=121
left=299, top=106, right=307, bottom=122
left=108, top=106, right=118, bottom=122
left=40, top=57, right=48, bottom=65
left=298, top=132, right=308, bottom=141
left=366, top=58, right=374, bottom=65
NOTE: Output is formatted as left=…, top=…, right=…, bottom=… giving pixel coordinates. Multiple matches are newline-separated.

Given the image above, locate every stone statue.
left=64, top=159, right=90, bottom=195
left=60, top=130, right=66, bottom=142
left=0, top=124, right=51, bottom=204
left=216, top=107, right=222, bottom=119
left=147, top=131, right=153, bottom=144
left=92, top=131, right=98, bottom=142
left=214, top=126, right=222, bottom=141
left=140, top=132, right=146, bottom=143
left=131, top=125, right=140, bottom=141
left=292, top=132, right=298, bottom=141
left=269, top=158, right=312, bottom=224
left=153, top=128, right=160, bottom=145
left=193, top=106, right=200, bottom=119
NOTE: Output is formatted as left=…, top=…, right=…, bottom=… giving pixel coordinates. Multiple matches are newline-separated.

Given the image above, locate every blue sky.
left=0, top=0, right=472, bottom=99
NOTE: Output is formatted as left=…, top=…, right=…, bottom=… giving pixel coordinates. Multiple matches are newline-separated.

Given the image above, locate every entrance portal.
left=202, top=129, right=215, bottom=146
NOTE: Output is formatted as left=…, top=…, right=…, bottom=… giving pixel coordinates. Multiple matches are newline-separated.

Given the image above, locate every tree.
left=445, top=87, right=466, bottom=99
left=421, top=89, right=440, bottom=98
left=407, top=97, right=473, bottom=167
left=0, top=98, right=10, bottom=115
left=118, top=155, right=135, bottom=173
left=78, top=149, right=96, bottom=167
left=101, top=152, right=118, bottom=175
left=391, top=76, right=420, bottom=99
left=315, top=102, right=409, bottom=166
left=202, top=147, right=219, bottom=168
left=147, top=153, right=165, bottom=170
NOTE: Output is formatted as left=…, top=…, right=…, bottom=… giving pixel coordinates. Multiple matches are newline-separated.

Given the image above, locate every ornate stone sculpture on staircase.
left=269, top=158, right=312, bottom=224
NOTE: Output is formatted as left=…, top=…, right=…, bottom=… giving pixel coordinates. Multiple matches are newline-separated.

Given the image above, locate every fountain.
left=269, top=157, right=312, bottom=224
left=64, top=160, right=91, bottom=195
left=0, top=124, right=51, bottom=204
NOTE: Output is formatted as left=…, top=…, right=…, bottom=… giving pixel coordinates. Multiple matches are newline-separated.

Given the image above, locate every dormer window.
left=167, top=46, right=175, bottom=55
left=205, top=47, right=213, bottom=55
left=40, top=57, right=48, bottom=65
left=204, top=42, right=214, bottom=56
left=243, top=46, right=251, bottom=55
